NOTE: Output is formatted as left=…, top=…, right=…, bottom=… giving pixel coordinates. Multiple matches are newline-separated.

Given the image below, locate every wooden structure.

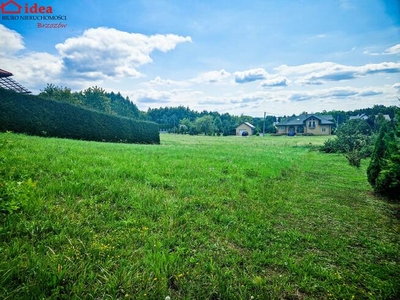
left=0, top=68, right=31, bottom=93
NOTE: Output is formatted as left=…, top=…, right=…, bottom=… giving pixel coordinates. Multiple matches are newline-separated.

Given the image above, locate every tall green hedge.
left=0, top=88, right=159, bottom=144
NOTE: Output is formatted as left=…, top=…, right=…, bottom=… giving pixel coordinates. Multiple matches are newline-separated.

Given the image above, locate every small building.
left=275, top=114, right=334, bottom=135
left=350, top=113, right=391, bottom=122
left=382, top=114, right=391, bottom=121
left=0, top=68, right=31, bottom=93
left=349, top=113, right=368, bottom=120
left=236, top=122, right=255, bottom=136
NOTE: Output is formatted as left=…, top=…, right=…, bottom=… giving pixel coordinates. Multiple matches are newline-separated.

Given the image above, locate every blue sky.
left=1, top=0, right=399, bottom=116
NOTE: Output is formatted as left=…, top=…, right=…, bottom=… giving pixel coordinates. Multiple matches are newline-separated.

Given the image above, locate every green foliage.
left=39, top=84, right=140, bottom=119
left=321, top=138, right=340, bottom=153
left=367, top=108, right=400, bottom=199
left=321, top=119, right=374, bottom=167
left=0, top=88, right=159, bottom=144
left=338, top=119, right=372, bottom=136
left=144, top=103, right=398, bottom=136
left=344, top=150, right=362, bottom=168
left=0, top=134, right=37, bottom=214
left=146, top=106, right=260, bottom=136
left=367, top=122, right=391, bottom=187
left=374, top=113, right=388, bottom=133
left=0, top=178, right=37, bottom=214
left=194, top=115, right=215, bottom=135
left=375, top=155, right=400, bottom=197
left=39, top=83, right=77, bottom=104
left=80, top=86, right=112, bottom=114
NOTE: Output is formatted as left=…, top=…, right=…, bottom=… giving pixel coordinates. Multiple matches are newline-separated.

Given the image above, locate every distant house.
left=236, top=122, right=255, bottom=136
left=275, top=114, right=334, bottom=135
left=349, top=113, right=369, bottom=120
left=382, top=114, right=391, bottom=121
left=349, top=113, right=391, bottom=121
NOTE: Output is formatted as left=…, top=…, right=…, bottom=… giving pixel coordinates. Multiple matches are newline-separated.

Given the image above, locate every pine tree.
left=367, top=107, right=400, bottom=199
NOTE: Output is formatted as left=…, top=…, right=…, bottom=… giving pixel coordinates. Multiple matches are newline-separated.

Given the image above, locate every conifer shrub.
left=367, top=119, right=400, bottom=199
left=0, top=88, right=160, bottom=144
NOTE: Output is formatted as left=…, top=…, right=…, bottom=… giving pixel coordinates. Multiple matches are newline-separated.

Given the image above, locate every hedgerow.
left=0, top=88, right=159, bottom=144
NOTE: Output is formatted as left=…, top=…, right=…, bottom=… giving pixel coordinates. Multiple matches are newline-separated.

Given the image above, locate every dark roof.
left=349, top=113, right=368, bottom=120
left=0, top=68, right=31, bottom=93
left=0, top=68, right=13, bottom=78
left=277, top=114, right=335, bottom=126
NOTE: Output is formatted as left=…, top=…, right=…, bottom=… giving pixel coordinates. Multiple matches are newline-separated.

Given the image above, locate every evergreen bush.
left=367, top=118, right=400, bottom=199
left=0, top=88, right=159, bottom=144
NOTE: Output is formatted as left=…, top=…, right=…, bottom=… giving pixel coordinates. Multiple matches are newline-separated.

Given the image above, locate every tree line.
left=39, top=84, right=398, bottom=136
left=39, top=84, right=140, bottom=120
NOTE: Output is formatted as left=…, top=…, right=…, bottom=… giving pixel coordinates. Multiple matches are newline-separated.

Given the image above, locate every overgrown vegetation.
left=367, top=108, right=400, bottom=198
left=321, top=119, right=374, bottom=167
left=1, top=133, right=399, bottom=299
left=0, top=88, right=159, bottom=144
left=321, top=107, right=400, bottom=200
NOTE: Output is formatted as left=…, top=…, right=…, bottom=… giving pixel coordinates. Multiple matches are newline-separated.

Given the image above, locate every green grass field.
left=1, top=132, right=399, bottom=299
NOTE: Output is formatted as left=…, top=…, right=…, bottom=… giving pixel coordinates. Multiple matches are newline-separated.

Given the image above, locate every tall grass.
left=1, top=132, right=399, bottom=299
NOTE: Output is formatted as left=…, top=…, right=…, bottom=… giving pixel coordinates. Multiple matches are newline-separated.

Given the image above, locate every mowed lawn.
left=0, top=132, right=399, bottom=299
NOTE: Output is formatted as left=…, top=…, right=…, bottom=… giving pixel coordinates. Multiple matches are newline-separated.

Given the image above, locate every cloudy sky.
left=1, top=0, right=399, bottom=116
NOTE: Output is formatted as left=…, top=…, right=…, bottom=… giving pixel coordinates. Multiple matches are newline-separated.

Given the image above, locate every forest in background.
left=39, top=84, right=398, bottom=135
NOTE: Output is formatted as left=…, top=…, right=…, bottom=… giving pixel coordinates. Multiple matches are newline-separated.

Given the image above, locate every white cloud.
left=55, top=27, right=192, bottom=80
left=145, top=69, right=231, bottom=87
left=259, top=76, right=290, bottom=88
left=0, top=24, right=25, bottom=54
left=129, top=88, right=203, bottom=107
left=275, top=62, right=337, bottom=76
left=0, top=52, right=63, bottom=90
left=147, top=76, right=184, bottom=86
left=0, top=25, right=191, bottom=90
left=275, top=62, right=400, bottom=85
left=234, top=68, right=269, bottom=83
left=192, top=69, right=231, bottom=83
left=120, top=82, right=396, bottom=117
left=288, top=86, right=384, bottom=102
left=384, top=44, right=400, bottom=55
left=363, top=50, right=381, bottom=56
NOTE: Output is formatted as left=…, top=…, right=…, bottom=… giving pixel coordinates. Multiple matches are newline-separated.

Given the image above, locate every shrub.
left=321, top=119, right=374, bottom=167
left=344, top=150, right=362, bottom=168
left=0, top=88, right=160, bottom=144
left=367, top=120, right=400, bottom=199
left=320, top=138, right=339, bottom=153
